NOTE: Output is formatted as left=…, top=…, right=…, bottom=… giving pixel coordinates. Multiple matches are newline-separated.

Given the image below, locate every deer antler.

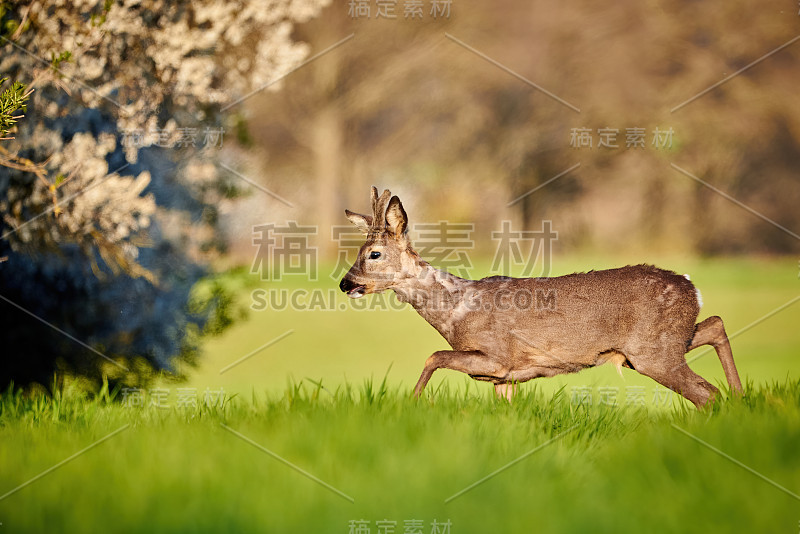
left=370, top=186, right=392, bottom=232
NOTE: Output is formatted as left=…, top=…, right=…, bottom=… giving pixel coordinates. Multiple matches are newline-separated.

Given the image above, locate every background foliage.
left=0, top=0, right=329, bottom=389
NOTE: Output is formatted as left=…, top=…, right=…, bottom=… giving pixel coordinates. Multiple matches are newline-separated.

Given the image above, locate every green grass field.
left=1, top=256, right=799, bottom=533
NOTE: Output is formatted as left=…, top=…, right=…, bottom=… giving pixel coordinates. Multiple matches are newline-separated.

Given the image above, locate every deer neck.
left=392, top=257, right=470, bottom=338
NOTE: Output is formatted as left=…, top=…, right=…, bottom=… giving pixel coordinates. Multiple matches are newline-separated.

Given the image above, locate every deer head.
left=339, top=186, right=420, bottom=298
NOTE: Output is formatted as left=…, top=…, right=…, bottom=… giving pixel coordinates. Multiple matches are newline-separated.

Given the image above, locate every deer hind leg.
left=626, top=345, right=720, bottom=409
left=688, top=316, right=743, bottom=394
left=494, top=382, right=518, bottom=402
left=413, top=350, right=506, bottom=398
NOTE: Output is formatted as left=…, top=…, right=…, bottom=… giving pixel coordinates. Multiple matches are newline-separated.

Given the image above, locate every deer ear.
left=385, top=196, right=407, bottom=237
left=345, top=210, right=372, bottom=235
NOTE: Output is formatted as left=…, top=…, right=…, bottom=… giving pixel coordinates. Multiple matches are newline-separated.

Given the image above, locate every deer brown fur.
left=339, top=187, right=744, bottom=408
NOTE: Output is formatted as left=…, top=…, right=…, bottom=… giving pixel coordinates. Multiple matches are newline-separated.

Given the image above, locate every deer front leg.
left=413, top=350, right=506, bottom=397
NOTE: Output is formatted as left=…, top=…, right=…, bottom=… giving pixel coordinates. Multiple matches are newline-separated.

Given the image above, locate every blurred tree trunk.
left=693, top=181, right=716, bottom=255
left=310, top=14, right=344, bottom=260
left=643, top=175, right=666, bottom=247
left=313, top=105, right=341, bottom=259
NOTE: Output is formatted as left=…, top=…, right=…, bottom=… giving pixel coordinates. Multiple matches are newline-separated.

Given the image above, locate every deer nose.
left=339, top=277, right=353, bottom=293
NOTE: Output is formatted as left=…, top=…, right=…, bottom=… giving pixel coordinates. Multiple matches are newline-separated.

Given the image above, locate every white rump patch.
left=683, top=274, right=702, bottom=307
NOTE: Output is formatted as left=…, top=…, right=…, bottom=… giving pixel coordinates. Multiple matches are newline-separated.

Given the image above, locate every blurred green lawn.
left=1, top=255, right=798, bottom=533
left=1, top=379, right=799, bottom=533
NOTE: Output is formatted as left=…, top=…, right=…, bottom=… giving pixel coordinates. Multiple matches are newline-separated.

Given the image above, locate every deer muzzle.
left=339, top=276, right=366, bottom=298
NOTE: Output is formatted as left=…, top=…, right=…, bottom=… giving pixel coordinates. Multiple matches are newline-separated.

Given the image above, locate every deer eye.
left=369, top=251, right=381, bottom=260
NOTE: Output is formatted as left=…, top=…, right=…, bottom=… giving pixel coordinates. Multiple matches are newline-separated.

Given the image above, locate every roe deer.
left=339, top=187, right=743, bottom=408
